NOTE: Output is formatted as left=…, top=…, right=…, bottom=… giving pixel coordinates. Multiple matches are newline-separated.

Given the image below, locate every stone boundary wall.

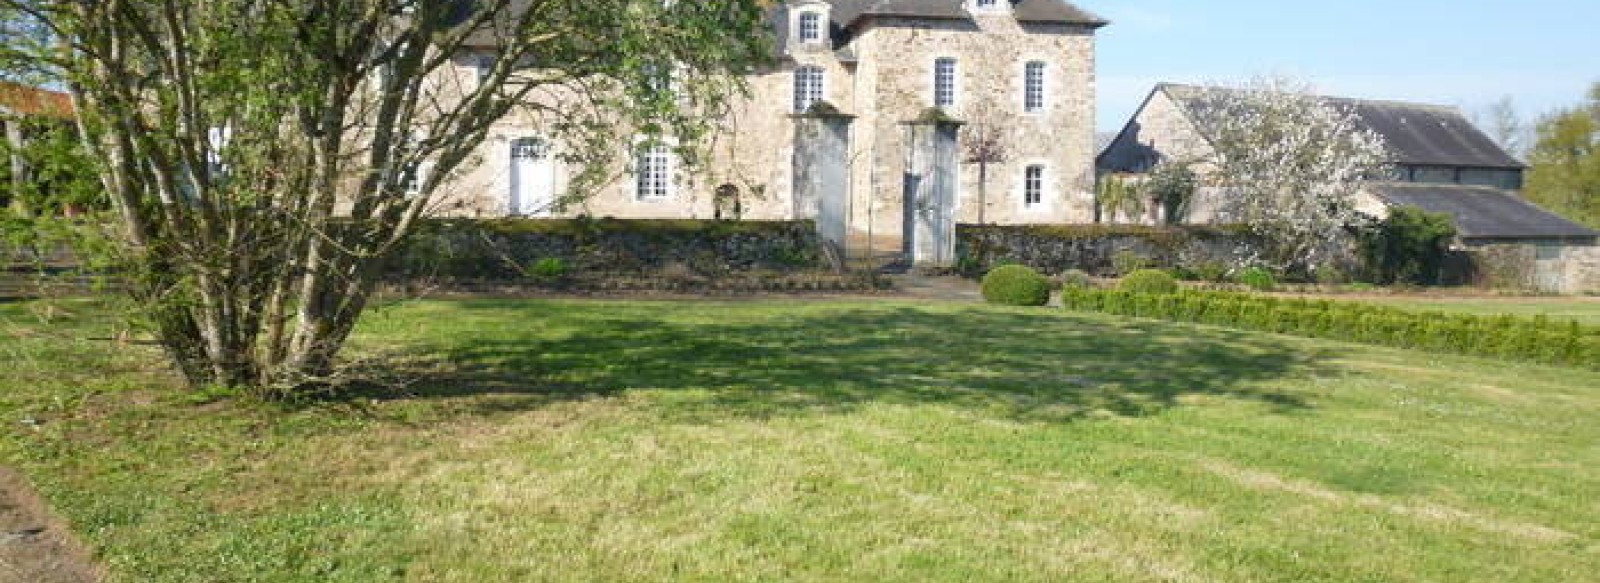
left=1455, top=240, right=1600, bottom=294
left=956, top=224, right=1267, bottom=277
left=386, top=219, right=824, bottom=281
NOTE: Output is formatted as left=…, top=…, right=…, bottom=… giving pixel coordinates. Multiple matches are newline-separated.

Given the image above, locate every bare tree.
left=1, top=0, right=768, bottom=392
left=961, top=102, right=1008, bottom=225
left=1476, top=95, right=1527, bottom=160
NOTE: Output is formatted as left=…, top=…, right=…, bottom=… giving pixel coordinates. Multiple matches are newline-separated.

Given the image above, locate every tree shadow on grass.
left=338, top=303, right=1340, bottom=425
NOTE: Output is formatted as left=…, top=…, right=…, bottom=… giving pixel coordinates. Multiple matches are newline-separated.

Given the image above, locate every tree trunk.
left=6, top=119, right=30, bottom=217
left=977, top=162, right=987, bottom=225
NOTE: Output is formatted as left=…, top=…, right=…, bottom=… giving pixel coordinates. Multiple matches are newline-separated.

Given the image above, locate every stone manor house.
left=430, top=0, right=1107, bottom=258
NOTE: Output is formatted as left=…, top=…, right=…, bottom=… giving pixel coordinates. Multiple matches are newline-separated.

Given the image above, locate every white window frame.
left=1023, top=60, right=1046, bottom=114
left=971, top=0, right=1006, bottom=12
left=633, top=141, right=675, bottom=201
left=402, top=159, right=432, bottom=198
left=932, top=57, right=958, bottom=109
left=641, top=62, right=677, bottom=99
left=793, top=65, right=825, bottom=113
left=797, top=11, right=823, bottom=44
left=1020, top=163, right=1048, bottom=212
left=473, top=53, right=496, bottom=85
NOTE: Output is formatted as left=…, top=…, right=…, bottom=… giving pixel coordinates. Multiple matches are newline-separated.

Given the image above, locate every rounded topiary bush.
left=982, top=265, right=1051, bottom=306
left=1118, top=269, right=1179, bottom=294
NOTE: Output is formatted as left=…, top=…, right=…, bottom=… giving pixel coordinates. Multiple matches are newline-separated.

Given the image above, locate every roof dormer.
left=788, top=0, right=832, bottom=52
left=968, top=0, right=1011, bottom=15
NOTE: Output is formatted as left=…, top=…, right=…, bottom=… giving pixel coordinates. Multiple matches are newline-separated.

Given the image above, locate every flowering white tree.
left=1185, top=77, right=1390, bottom=270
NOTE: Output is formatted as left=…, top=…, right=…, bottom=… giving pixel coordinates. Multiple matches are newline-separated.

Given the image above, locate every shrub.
left=1238, top=267, right=1277, bottom=291
left=1110, top=250, right=1151, bottom=276
left=1057, top=287, right=1598, bottom=369
left=1119, top=269, right=1179, bottom=294
left=528, top=257, right=568, bottom=280
left=1314, top=265, right=1349, bottom=285
left=981, top=265, right=1051, bottom=306
left=1359, top=205, right=1456, bottom=285
left=1059, top=269, right=1094, bottom=290
left=1188, top=260, right=1230, bottom=283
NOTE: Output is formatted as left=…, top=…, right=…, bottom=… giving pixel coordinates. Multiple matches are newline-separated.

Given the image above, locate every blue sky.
left=1089, top=0, right=1600, bottom=132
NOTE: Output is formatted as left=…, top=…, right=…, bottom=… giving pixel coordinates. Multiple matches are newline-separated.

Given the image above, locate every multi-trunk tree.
left=0, top=0, right=768, bottom=392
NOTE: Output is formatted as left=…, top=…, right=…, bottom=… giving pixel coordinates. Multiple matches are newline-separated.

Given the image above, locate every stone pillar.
left=901, top=115, right=963, bottom=268
left=792, top=109, right=854, bottom=264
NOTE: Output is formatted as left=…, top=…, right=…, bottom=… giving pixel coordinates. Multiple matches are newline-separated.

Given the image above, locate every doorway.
left=509, top=136, right=554, bottom=216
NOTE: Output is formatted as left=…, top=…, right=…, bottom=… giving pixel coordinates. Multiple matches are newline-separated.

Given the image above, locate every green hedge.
left=1061, top=288, right=1598, bottom=369
left=388, top=218, right=822, bottom=280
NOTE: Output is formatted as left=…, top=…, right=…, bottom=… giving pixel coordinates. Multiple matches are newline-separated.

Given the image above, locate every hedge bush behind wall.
left=387, top=218, right=823, bottom=280
left=1061, top=288, right=1598, bottom=369
left=957, top=224, right=1277, bottom=279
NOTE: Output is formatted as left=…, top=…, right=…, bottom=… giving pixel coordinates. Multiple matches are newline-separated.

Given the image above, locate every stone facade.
left=1463, top=240, right=1600, bottom=295
left=424, top=1, right=1104, bottom=255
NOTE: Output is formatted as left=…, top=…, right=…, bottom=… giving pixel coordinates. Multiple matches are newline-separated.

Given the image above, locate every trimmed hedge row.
left=1061, top=288, right=1599, bottom=369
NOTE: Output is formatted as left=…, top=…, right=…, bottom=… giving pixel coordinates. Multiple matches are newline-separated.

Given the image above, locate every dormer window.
left=971, top=0, right=1008, bottom=13
left=798, top=12, right=822, bottom=44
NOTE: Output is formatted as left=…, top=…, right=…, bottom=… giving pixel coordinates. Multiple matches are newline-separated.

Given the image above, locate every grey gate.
left=901, top=118, right=963, bottom=268
left=792, top=110, right=854, bottom=265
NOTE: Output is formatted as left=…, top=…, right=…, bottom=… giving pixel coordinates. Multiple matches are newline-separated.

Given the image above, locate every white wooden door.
left=509, top=137, right=554, bottom=216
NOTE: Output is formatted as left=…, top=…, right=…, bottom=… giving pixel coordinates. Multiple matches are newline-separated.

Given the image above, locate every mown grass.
left=1339, top=296, right=1600, bottom=326
left=1, top=297, right=1597, bottom=582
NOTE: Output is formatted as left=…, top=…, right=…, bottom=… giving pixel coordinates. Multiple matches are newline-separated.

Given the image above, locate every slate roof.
left=1369, top=183, right=1598, bottom=241
left=458, top=1, right=1106, bottom=47
left=1159, top=83, right=1525, bottom=170
left=826, top=0, right=1107, bottom=28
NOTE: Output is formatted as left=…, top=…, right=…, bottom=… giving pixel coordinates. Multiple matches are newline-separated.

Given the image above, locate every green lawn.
left=2, top=298, right=1597, bottom=582
left=1338, top=296, right=1600, bottom=326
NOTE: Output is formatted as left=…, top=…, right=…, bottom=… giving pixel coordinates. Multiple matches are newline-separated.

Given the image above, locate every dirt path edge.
left=0, top=466, right=103, bottom=583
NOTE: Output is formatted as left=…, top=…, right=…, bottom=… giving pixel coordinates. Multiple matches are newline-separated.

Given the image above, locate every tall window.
left=641, top=62, right=673, bottom=100
left=933, top=58, right=957, bottom=108
left=1024, top=61, right=1045, bottom=113
left=798, top=12, right=821, bottom=43
left=1024, top=165, right=1044, bottom=207
left=794, top=66, right=825, bottom=113
left=474, top=54, right=496, bottom=84
left=635, top=143, right=672, bottom=199
left=402, top=161, right=429, bottom=198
